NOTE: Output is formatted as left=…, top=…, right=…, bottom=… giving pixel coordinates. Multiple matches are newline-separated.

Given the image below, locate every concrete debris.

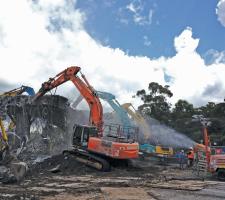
left=0, top=166, right=8, bottom=177
left=9, top=161, right=28, bottom=182
left=49, top=164, right=61, bottom=173
left=0, top=152, right=27, bottom=184
left=33, top=155, right=52, bottom=165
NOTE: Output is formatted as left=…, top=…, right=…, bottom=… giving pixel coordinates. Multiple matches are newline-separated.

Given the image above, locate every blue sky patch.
left=76, top=0, right=225, bottom=58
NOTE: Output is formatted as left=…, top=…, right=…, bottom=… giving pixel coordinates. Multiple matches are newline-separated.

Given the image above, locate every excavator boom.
left=122, top=103, right=173, bottom=157
left=0, top=85, right=35, bottom=97
left=71, top=91, right=137, bottom=139
left=0, top=117, right=8, bottom=143
left=33, top=66, right=103, bottom=134
left=97, top=91, right=132, bottom=128
left=122, top=103, right=150, bottom=139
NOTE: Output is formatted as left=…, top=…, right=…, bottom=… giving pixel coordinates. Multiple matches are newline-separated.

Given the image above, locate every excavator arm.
left=122, top=103, right=150, bottom=139
left=33, top=66, right=103, bottom=134
left=0, top=117, right=8, bottom=144
left=122, top=103, right=174, bottom=157
left=0, top=85, right=35, bottom=97
left=97, top=91, right=132, bottom=128
left=71, top=91, right=132, bottom=128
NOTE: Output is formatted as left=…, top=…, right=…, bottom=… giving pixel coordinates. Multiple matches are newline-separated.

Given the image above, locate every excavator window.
left=73, top=125, right=98, bottom=148
left=73, top=125, right=83, bottom=147
left=87, top=127, right=98, bottom=138
left=81, top=127, right=88, bottom=147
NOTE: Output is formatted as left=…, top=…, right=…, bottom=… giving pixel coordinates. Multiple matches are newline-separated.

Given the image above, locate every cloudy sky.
left=0, top=0, right=225, bottom=109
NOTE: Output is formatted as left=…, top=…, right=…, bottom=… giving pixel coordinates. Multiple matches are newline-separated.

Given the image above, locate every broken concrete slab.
left=9, top=161, right=28, bottom=182
left=49, top=164, right=61, bottom=173
left=0, top=166, right=8, bottom=177
left=5, top=95, right=68, bottom=139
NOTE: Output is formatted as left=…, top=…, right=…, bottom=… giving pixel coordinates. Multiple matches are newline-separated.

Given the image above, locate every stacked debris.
left=0, top=95, right=73, bottom=183
left=27, top=154, right=95, bottom=177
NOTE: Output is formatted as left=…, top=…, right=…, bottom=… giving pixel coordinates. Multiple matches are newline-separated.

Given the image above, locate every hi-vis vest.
left=188, top=150, right=194, bottom=159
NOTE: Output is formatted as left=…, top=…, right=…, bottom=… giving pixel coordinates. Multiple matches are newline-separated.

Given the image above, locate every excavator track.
left=63, top=149, right=110, bottom=172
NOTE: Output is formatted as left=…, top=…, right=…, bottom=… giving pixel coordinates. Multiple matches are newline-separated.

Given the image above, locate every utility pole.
left=192, top=115, right=211, bottom=170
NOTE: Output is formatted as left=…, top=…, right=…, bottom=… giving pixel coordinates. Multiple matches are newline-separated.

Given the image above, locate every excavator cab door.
left=72, top=124, right=98, bottom=148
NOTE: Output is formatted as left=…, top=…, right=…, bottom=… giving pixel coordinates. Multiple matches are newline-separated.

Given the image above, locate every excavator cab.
left=72, top=124, right=98, bottom=148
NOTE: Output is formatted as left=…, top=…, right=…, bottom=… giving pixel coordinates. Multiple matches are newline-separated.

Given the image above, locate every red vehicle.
left=33, top=66, right=139, bottom=171
left=209, top=154, right=225, bottom=180
left=194, top=125, right=225, bottom=180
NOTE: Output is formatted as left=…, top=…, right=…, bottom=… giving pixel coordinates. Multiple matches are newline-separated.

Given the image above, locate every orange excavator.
left=33, top=66, right=139, bottom=171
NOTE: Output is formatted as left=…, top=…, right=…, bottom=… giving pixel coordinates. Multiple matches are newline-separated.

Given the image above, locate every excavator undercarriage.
left=63, top=123, right=138, bottom=171
left=63, top=148, right=111, bottom=172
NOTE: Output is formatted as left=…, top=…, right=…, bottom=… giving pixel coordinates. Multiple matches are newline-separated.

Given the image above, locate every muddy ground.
left=0, top=156, right=225, bottom=200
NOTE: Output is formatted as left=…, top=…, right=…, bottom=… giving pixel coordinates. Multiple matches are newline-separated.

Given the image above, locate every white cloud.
left=216, top=0, right=225, bottom=27
left=0, top=0, right=225, bottom=110
left=148, top=9, right=154, bottom=25
left=126, top=2, right=138, bottom=13
left=0, top=0, right=165, bottom=107
left=174, top=27, right=199, bottom=53
left=204, top=49, right=225, bottom=65
left=126, top=0, right=154, bottom=26
left=165, top=28, right=225, bottom=106
left=119, top=18, right=129, bottom=25
left=143, top=36, right=151, bottom=46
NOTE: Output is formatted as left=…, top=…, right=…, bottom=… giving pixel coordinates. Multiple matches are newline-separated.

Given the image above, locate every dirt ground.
left=0, top=156, right=225, bottom=200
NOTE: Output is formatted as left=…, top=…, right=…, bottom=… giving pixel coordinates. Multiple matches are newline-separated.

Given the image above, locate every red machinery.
left=194, top=122, right=225, bottom=180
left=33, top=66, right=139, bottom=171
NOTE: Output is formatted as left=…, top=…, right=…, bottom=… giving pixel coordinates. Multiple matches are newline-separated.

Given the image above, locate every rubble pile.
left=27, top=154, right=95, bottom=177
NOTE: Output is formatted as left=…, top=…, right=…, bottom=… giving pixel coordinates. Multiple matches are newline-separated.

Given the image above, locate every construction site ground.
left=0, top=155, right=224, bottom=200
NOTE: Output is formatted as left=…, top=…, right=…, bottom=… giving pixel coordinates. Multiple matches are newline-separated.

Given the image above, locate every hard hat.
left=189, top=147, right=193, bottom=150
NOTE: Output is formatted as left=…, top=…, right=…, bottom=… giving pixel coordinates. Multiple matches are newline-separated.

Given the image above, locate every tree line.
left=136, top=82, right=225, bottom=145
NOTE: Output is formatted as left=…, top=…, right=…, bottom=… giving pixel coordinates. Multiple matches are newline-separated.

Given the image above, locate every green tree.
left=169, top=99, right=195, bottom=133
left=197, top=102, right=216, bottom=117
left=136, top=82, right=173, bottom=124
left=172, top=100, right=194, bottom=119
left=136, top=82, right=225, bottom=145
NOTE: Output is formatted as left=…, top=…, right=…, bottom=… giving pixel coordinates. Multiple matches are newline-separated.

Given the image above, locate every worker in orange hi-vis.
left=187, top=147, right=194, bottom=167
